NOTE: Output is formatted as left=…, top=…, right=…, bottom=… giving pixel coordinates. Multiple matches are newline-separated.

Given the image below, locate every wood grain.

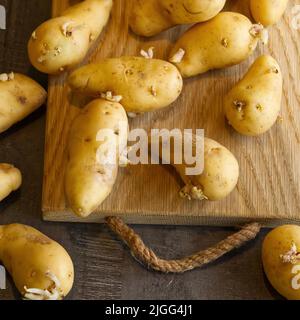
left=0, top=0, right=283, bottom=301
left=43, top=0, right=300, bottom=226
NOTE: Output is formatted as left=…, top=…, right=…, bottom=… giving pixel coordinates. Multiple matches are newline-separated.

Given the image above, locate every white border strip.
left=0, top=5, right=6, bottom=30
left=0, top=265, right=6, bottom=290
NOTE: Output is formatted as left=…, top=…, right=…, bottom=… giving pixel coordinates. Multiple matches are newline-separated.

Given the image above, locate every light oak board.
left=43, top=0, right=300, bottom=226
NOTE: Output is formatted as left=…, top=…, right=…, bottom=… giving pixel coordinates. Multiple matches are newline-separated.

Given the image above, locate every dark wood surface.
left=0, top=0, right=282, bottom=300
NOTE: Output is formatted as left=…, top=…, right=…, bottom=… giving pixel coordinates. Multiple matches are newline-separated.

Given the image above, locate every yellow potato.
left=65, top=99, right=128, bottom=217
left=180, top=138, right=239, bottom=201
left=0, top=73, right=47, bottom=133
left=225, top=55, right=282, bottom=136
left=262, top=225, right=300, bottom=300
left=130, top=0, right=226, bottom=37
left=156, top=134, right=239, bottom=201
left=28, top=0, right=113, bottom=75
left=0, top=164, right=22, bottom=202
left=250, top=0, right=289, bottom=26
left=169, top=12, right=268, bottom=78
left=68, top=57, right=183, bottom=113
left=0, top=224, right=74, bottom=300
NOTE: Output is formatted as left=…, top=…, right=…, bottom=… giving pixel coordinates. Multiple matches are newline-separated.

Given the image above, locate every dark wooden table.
left=0, top=0, right=281, bottom=300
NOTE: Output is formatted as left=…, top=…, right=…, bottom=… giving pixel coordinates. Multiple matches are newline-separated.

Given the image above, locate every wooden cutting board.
left=42, top=0, right=300, bottom=226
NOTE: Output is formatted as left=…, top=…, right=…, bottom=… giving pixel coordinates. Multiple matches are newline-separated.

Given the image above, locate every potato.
left=28, top=0, right=113, bottom=75
left=179, top=138, right=239, bottom=201
left=168, top=12, right=268, bottom=78
left=0, top=164, right=22, bottom=202
left=130, top=0, right=226, bottom=37
left=0, top=73, right=47, bottom=133
left=250, top=0, right=289, bottom=26
left=65, top=99, right=128, bottom=218
left=155, top=134, right=239, bottom=201
left=225, top=55, right=282, bottom=136
left=0, top=224, right=74, bottom=300
left=262, top=225, right=300, bottom=300
left=68, top=57, right=183, bottom=113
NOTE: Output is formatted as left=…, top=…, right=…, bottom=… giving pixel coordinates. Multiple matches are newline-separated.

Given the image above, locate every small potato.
left=225, top=55, right=282, bottom=136
left=262, top=225, right=300, bottom=300
left=0, top=73, right=47, bottom=133
left=28, top=0, right=113, bottom=75
left=0, top=164, right=22, bottom=202
left=250, top=0, right=289, bottom=26
left=65, top=99, right=128, bottom=218
left=68, top=57, right=183, bottom=113
left=179, top=138, right=239, bottom=201
left=0, top=224, right=74, bottom=300
left=130, top=0, right=226, bottom=37
left=156, top=134, right=239, bottom=201
left=169, top=12, right=268, bottom=78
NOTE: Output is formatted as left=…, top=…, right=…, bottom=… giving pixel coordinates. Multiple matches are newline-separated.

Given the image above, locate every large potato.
left=0, top=164, right=22, bottom=202
left=250, top=0, right=289, bottom=26
left=169, top=12, right=268, bottom=78
left=0, top=73, right=47, bottom=133
left=225, top=55, right=282, bottom=136
left=262, top=225, right=300, bottom=300
left=28, top=0, right=113, bottom=75
left=0, top=224, right=74, bottom=300
left=130, top=0, right=226, bottom=37
left=155, top=134, right=239, bottom=201
left=65, top=99, right=128, bottom=218
left=68, top=57, right=183, bottom=113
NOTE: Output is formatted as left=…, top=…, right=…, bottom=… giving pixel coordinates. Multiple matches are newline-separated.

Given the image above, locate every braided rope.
left=106, top=217, right=261, bottom=274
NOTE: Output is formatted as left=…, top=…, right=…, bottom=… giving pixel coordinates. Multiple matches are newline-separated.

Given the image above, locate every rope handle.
left=105, top=217, right=261, bottom=274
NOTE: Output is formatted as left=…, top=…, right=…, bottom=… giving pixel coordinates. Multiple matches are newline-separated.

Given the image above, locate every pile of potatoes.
left=0, top=71, right=75, bottom=299
left=62, top=0, right=287, bottom=216
left=0, top=0, right=293, bottom=300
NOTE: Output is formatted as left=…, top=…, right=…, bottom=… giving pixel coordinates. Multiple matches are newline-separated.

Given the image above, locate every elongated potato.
left=28, top=0, right=113, bottom=75
left=0, top=73, right=47, bottom=133
left=250, top=0, right=289, bottom=26
left=0, top=164, right=22, bottom=202
left=68, top=57, right=183, bottom=113
left=169, top=12, right=268, bottom=78
left=225, top=55, right=282, bottom=136
left=65, top=99, right=128, bottom=217
left=0, top=224, right=74, bottom=300
left=155, top=133, right=239, bottom=201
left=130, top=0, right=226, bottom=37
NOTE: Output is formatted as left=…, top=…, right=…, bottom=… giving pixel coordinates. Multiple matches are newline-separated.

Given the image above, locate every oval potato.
left=68, top=57, right=183, bottom=113
left=0, top=73, right=47, bottom=134
left=130, top=0, right=226, bottom=37
left=0, top=224, right=74, bottom=300
left=179, top=137, right=239, bottom=201
left=166, top=0, right=226, bottom=24
left=225, top=55, right=282, bottom=136
left=262, top=225, right=300, bottom=300
left=28, top=0, right=113, bottom=75
left=169, top=12, right=268, bottom=78
left=156, top=133, right=239, bottom=201
left=250, top=0, right=289, bottom=26
left=65, top=99, right=128, bottom=218
left=0, top=164, right=22, bottom=202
